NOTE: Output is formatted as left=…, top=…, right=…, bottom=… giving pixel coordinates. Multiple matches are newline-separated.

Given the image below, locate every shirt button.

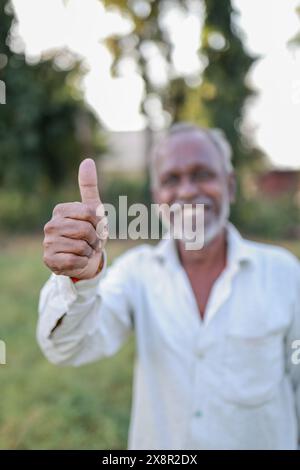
left=194, top=410, right=203, bottom=418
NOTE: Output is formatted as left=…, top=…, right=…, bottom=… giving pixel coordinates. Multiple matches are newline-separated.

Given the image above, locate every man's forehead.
left=157, top=130, right=223, bottom=169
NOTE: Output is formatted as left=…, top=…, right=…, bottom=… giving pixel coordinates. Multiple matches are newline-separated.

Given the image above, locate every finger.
left=56, top=219, right=100, bottom=250
left=53, top=202, right=100, bottom=229
left=78, top=158, right=101, bottom=206
left=49, top=253, right=89, bottom=274
left=54, top=237, right=94, bottom=258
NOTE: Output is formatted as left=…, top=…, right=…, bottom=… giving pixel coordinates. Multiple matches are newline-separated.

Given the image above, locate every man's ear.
left=228, top=172, right=237, bottom=204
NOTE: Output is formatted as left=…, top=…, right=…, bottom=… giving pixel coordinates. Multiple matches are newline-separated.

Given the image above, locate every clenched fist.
left=43, top=158, right=108, bottom=280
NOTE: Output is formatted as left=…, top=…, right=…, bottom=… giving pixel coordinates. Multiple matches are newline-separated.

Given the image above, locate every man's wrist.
left=70, top=252, right=105, bottom=284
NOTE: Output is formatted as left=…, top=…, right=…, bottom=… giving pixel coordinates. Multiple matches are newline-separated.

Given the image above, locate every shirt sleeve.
left=37, top=248, right=137, bottom=367
left=285, top=259, right=300, bottom=447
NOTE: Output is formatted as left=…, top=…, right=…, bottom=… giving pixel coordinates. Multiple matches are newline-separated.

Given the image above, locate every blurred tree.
left=188, top=0, right=257, bottom=169
left=101, top=0, right=266, bottom=227
left=102, top=0, right=264, bottom=168
left=0, top=0, right=104, bottom=193
left=289, top=5, right=300, bottom=46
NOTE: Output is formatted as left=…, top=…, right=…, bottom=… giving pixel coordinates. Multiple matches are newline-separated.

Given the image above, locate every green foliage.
left=0, top=186, right=77, bottom=232
left=102, top=174, right=153, bottom=237
left=198, top=0, right=256, bottom=166
left=236, top=194, right=300, bottom=240
left=0, top=238, right=134, bottom=449
left=0, top=175, right=151, bottom=234
left=0, top=0, right=105, bottom=194
left=103, top=174, right=150, bottom=208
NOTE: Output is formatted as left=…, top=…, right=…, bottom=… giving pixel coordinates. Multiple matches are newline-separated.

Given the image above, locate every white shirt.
left=37, top=223, right=300, bottom=450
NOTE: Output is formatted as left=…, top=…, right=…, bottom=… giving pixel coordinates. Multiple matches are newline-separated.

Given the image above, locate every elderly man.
left=38, top=123, right=300, bottom=450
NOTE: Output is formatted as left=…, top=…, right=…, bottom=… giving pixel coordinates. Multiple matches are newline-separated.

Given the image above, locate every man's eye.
left=163, top=175, right=179, bottom=185
left=193, top=170, right=213, bottom=181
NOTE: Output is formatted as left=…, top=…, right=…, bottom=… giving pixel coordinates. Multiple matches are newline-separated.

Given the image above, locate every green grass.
left=0, top=237, right=136, bottom=449
left=0, top=235, right=299, bottom=449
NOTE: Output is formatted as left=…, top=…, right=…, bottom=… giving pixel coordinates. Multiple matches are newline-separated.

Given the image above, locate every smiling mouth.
left=170, top=200, right=216, bottom=218
left=186, top=204, right=213, bottom=212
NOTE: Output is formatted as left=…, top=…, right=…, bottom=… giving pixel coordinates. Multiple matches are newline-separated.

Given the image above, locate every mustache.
left=171, top=197, right=214, bottom=209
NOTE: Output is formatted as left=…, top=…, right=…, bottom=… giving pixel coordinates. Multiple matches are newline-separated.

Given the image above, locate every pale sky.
left=11, top=0, right=300, bottom=169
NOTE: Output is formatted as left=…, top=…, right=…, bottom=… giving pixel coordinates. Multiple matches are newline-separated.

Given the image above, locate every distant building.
left=256, top=170, right=300, bottom=237
left=100, top=130, right=149, bottom=176
left=257, top=170, right=300, bottom=199
left=100, top=129, right=165, bottom=177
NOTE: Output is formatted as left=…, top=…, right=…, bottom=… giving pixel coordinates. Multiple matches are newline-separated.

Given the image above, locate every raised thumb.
left=78, top=158, right=101, bottom=206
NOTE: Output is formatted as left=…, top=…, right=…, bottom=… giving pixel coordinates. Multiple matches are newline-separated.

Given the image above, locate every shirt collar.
left=153, top=222, right=254, bottom=269
left=226, top=222, right=254, bottom=267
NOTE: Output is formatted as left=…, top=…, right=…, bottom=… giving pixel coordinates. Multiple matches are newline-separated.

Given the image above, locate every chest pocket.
left=221, top=317, right=286, bottom=407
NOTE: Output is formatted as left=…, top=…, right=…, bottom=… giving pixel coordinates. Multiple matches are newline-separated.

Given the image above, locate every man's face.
left=152, top=131, right=236, bottom=245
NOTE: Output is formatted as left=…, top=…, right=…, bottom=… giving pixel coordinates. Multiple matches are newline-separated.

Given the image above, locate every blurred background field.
left=0, top=238, right=135, bottom=449
left=0, top=235, right=299, bottom=450
left=1, top=0, right=300, bottom=450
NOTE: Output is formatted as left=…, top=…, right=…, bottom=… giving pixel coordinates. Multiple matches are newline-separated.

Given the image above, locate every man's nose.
left=177, top=177, right=198, bottom=201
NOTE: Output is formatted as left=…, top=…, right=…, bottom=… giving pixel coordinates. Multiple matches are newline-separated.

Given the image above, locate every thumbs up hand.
left=43, top=158, right=108, bottom=280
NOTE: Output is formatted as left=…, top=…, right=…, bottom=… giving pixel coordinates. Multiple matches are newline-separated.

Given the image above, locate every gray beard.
left=159, top=194, right=230, bottom=249
left=203, top=195, right=230, bottom=246
left=172, top=195, right=230, bottom=249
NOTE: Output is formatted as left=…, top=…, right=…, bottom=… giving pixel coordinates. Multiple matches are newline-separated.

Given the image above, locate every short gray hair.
left=149, top=122, right=234, bottom=189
